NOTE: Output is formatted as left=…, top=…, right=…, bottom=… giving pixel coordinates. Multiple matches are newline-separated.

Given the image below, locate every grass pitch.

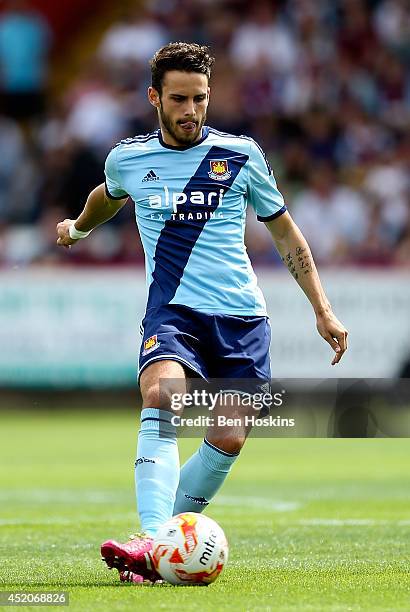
left=0, top=408, right=409, bottom=611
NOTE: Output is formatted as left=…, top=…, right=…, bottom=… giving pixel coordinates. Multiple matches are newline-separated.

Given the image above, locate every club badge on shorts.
left=208, top=160, right=231, bottom=181
left=143, top=334, right=160, bottom=356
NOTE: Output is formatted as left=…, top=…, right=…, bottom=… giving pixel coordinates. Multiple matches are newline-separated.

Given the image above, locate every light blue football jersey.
left=105, top=126, right=286, bottom=316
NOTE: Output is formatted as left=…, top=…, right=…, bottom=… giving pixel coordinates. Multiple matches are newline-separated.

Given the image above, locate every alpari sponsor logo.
left=135, top=457, right=156, bottom=466
left=148, top=187, right=225, bottom=212
left=199, top=531, right=217, bottom=566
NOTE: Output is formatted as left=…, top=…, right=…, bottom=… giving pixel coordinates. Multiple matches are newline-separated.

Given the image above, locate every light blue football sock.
left=135, top=408, right=179, bottom=537
left=173, top=438, right=239, bottom=514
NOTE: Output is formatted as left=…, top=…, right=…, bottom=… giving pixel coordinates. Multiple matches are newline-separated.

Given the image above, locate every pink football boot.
left=101, top=533, right=161, bottom=583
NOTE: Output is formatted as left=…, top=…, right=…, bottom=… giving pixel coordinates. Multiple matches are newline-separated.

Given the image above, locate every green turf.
left=0, top=409, right=409, bottom=611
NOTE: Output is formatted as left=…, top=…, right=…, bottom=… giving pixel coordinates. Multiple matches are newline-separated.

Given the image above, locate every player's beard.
left=159, top=103, right=206, bottom=145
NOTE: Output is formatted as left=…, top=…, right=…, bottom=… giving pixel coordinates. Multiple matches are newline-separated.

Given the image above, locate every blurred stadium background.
left=0, top=0, right=409, bottom=389
left=1, top=4, right=409, bottom=607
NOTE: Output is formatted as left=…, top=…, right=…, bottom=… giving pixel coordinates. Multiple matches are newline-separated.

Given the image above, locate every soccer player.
left=56, top=42, right=348, bottom=584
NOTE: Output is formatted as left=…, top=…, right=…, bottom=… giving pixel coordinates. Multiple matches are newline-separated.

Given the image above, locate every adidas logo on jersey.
left=142, top=170, right=160, bottom=182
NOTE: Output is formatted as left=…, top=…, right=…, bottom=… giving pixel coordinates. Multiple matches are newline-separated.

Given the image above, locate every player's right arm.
left=56, top=184, right=128, bottom=248
left=56, top=146, right=128, bottom=248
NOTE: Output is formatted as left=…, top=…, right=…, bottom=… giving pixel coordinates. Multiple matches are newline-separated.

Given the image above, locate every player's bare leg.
left=173, top=393, right=254, bottom=514
left=206, top=394, right=254, bottom=454
left=101, top=360, right=186, bottom=583
left=140, top=359, right=187, bottom=411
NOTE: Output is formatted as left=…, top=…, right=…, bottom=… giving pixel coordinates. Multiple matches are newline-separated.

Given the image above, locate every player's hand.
left=316, top=310, right=348, bottom=366
left=56, top=219, right=78, bottom=249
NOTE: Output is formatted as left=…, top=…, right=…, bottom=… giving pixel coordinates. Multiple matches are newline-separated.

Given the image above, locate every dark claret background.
left=0, top=1, right=409, bottom=610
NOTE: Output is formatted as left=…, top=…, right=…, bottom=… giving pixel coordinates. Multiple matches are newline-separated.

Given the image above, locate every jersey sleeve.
left=247, top=139, right=287, bottom=221
left=104, top=146, right=128, bottom=199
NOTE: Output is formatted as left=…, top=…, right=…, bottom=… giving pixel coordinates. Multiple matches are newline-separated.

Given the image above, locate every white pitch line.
left=216, top=496, right=300, bottom=512
left=0, top=489, right=301, bottom=512
left=0, top=513, right=137, bottom=527
left=0, top=490, right=132, bottom=504
left=0, top=516, right=408, bottom=528
left=299, top=518, right=409, bottom=526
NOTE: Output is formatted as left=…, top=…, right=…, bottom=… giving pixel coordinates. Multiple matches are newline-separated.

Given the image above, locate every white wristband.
left=69, top=222, right=92, bottom=240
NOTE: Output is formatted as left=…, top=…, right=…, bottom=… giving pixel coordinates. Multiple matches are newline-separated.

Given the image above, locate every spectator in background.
left=0, top=0, right=409, bottom=268
left=337, top=0, right=379, bottom=67
left=64, top=85, right=128, bottom=154
left=373, top=0, right=410, bottom=60
left=394, top=219, right=410, bottom=268
left=0, top=114, right=38, bottom=223
left=291, top=162, right=369, bottom=264
left=0, top=0, right=51, bottom=120
left=98, top=7, right=167, bottom=68
left=230, top=2, right=299, bottom=74
left=364, top=147, right=409, bottom=246
left=0, top=115, right=24, bottom=220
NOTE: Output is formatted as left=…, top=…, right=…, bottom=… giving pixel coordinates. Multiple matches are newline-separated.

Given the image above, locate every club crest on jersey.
left=208, top=160, right=231, bottom=181
left=143, top=334, right=160, bottom=356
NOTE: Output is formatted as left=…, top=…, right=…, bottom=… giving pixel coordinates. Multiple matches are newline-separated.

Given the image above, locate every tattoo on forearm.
left=282, top=252, right=299, bottom=280
left=282, top=246, right=313, bottom=280
left=295, top=245, right=312, bottom=275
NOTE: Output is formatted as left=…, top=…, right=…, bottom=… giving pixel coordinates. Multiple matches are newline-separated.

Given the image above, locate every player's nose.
left=182, top=100, right=196, bottom=117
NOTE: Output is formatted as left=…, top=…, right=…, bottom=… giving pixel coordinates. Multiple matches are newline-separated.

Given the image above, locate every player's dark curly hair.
left=150, top=42, right=215, bottom=95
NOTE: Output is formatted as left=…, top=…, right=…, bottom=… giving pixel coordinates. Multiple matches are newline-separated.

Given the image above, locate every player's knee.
left=142, top=383, right=168, bottom=410
left=142, top=382, right=181, bottom=411
left=207, top=432, right=246, bottom=455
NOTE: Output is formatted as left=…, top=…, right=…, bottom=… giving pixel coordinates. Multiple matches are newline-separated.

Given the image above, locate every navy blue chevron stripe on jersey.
left=208, top=128, right=272, bottom=174
left=146, top=146, right=249, bottom=311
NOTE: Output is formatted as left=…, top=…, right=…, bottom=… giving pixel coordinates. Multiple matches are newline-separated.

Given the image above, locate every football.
left=152, top=512, right=229, bottom=585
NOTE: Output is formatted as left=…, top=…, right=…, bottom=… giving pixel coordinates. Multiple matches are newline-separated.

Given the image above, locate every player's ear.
left=148, top=87, right=160, bottom=109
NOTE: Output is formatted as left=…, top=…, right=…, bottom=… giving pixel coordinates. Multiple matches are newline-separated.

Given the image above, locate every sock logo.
left=184, top=494, right=209, bottom=506
left=135, top=457, right=156, bottom=466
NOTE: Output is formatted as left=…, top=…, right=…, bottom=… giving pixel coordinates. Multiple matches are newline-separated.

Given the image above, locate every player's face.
left=149, top=71, right=210, bottom=146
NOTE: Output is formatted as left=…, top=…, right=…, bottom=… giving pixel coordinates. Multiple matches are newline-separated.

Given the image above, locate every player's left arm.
left=265, top=210, right=348, bottom=365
